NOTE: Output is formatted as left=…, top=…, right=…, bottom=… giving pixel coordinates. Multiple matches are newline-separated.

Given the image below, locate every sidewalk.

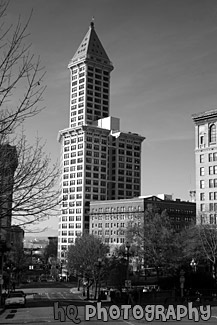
left=0, top=306, right=5, bottom=315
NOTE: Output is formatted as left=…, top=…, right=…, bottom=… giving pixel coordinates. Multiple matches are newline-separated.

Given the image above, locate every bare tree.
left=0, top=1, right=46, bottom=140
left=0, top=2, right=60, bottom=232
left=0, top=135, right=60, bottom=231
left=183, top=223, right=217, bottom=279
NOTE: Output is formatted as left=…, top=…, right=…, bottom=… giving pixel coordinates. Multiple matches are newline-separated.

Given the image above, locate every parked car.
left=5, top=292, right=26, bottom=307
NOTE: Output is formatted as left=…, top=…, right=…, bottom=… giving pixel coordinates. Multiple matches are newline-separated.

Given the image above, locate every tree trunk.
left=212, top=262, right=216, bottom=280
left=94, top=280, right=98, bottom=300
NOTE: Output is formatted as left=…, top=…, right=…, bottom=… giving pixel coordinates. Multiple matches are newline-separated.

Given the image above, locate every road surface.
left=0, top=304, right=217, bottom=324
left=0, top=287, right=217, bottom=324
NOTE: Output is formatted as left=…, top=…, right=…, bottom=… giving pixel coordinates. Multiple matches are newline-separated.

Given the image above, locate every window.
left=209, top=192, right=214, bottom=200
left=209, top=153, right=213, bottom=162
left=209, top=179, right=214, bottom=188
left=200, top=204, right=205, bottom=212
left=209, top=166, right=214, bottom=175
left=200, top=154, right=204, bottom=163
left=209, top=124, right=216, bottom=143
left=200, top=167, right=205, bottom=176
left=200, top=180, right=205, bottom=188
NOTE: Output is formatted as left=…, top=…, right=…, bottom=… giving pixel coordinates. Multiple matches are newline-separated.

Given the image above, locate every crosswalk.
left=33, top=290, right=79, bottom=301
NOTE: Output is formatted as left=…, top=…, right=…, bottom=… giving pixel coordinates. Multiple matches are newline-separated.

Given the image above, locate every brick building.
left=89, top=195, right=196, bottom=249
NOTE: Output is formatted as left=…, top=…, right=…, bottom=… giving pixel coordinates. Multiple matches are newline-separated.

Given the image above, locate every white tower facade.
left=58, top=22, right=145, bottom=261
left=192, top=109, right=217, bottom=224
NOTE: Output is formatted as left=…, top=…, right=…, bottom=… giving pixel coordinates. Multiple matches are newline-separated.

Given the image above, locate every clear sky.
left=6, top=0, right=217, bottom=236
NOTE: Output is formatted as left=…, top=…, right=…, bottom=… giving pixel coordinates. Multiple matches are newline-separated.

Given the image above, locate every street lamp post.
left=180, top=269, right=185, bottom=299
left=126, top=242, right=130, bottom=281
left=125, top=242, right=131, bottom=304
left=190, top=259, right=197, bottom=273
left=97, top=258, right=102, bottom=301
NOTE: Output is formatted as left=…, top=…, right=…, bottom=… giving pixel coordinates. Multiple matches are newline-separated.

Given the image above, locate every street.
left=0, top=286, right=217, bottom=325
left=0, top=305, right=217, bottom=324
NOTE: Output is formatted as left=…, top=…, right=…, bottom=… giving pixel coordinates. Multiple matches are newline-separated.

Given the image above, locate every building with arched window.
left=192, top=109, right=217, bottom=224
left=209, top=124, right=216, bottom=143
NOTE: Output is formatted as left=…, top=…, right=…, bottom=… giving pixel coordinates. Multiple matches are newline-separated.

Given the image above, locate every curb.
left=0, top=307, right=5, bottom=315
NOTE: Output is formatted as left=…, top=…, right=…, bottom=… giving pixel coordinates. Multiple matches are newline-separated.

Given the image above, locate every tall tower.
left=192, top=109, right=217, bottom=224
left=58, top=22, right=145, bottom=261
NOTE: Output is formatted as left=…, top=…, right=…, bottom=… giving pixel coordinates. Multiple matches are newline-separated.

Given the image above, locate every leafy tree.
left=106, top=254, right=128, bottom=291
left=67, top=234, right=109, bottom=299
left=43, top=240, right=58, bottom=264
left=126, top=207, right=181, bottom=277
left=6, top=242, right=28, bottom=285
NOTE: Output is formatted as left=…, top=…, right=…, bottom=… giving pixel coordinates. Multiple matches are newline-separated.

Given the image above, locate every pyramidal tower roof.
left=68, top=20, right=113, bottom=68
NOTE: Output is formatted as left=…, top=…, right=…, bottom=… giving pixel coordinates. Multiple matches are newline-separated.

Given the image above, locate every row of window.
left=63, top=158, right=83, bottom=164
left=91, top=232, right=125, bottom=243
left=62, top=208, right=82, bottom=214
left=63, top=180, right=83, bottom=186
left=91, top=206, right=142, bottom=213
left=200, top=179, right=217, bottom=188
left=64, top=153, right=84, bottom=160
left=63, top=194, right=105, bottom=201
left=71, top=65, right=85, bottom=74
left=86, top=150, right=107, bottom=157
left=61, top=216, right=80, bottom=221
left=200, top=166, right=217, bottom=176
left=200, top=214, right=217, bottom=224
left=71, top=109, right=84, bottom=116
left=63, top=172, right=83, bottom=178
left=63, top=158, right=107, bottom=166
left=87, top=66, right=109, bottom=76
left=85, top=187, right=106, bottom=193
left=60, top=238, right=74, bottom=243
left=118, top=143, right=140, bottom=150
left=63, top=187, right=83, bottom=193
left=200, top=152, right=217, bottom=163
left=117, top=163, right=140, bottom=170
left=200, top=203, right=217, bottom=212
left=85, top=172, right=106, bottom=179
left=60, top=230, right=82, bottom=237
left=200, top=192, right=217, bottom=201
left=91, top=214, right=139, bottom=220
left=91, top=228, right=125, bottom=236
left=61, top=223, right=81, bottom=229
left=64, top=140, right=84, bottom=146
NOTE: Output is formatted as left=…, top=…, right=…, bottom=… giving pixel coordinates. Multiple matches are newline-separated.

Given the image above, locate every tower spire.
left=90, top=16, right=94, bottom=29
